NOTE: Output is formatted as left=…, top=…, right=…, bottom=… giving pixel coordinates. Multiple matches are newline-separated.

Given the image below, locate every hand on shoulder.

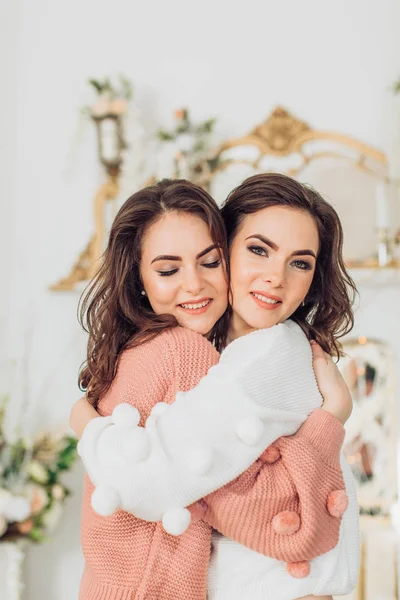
left=311, top=341, right=352, bottom=424
left=69, top=395, right=98, bottom=439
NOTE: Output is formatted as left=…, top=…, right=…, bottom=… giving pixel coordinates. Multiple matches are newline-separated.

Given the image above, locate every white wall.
left=1, top=1, right=400, bottom=598
left=0, top=0, right=18, bottom=367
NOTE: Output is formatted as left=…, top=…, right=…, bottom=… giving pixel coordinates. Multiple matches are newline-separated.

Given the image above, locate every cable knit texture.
left=203, top=409, right=345, bottom=562
left=80, top=326, right=355, bottom=600
left=81, top=328, right=219, bottom=600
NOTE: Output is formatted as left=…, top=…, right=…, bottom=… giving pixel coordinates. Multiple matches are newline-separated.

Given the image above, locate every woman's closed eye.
left=203, top=259, right=221, bottom=269
left=157, top=267, right=179, bottom=276
left=156, top=258, right=221, bottom=276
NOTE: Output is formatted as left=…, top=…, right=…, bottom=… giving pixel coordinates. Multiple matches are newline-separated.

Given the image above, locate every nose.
left=262, top=262, right=285, bottom=288
left=182, top=268, right=204, bottom=296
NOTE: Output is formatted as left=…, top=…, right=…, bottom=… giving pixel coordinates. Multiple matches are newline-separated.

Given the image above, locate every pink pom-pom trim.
left=286, top=560, right=311, bottom=578
left=272, top=510, right=301, bottom=535
left=259, top=445, right=281, bottom=464
left=327, top=489, right=349, bottom=518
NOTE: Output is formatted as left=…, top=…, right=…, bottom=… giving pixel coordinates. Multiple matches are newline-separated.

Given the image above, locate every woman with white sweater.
left=72, top=174, right=358, bottom=600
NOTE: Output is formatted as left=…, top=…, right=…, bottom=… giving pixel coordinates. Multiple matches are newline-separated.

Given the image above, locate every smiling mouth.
left=178, top=299, right=212, bottom=313
left=250, top=292, right=282, bottom=309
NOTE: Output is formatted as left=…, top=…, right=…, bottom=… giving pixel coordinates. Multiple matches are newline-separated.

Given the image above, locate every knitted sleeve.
left=78, top=321, right=338, bottom=533
left=168, top=327, right=220, bottom=391
left=201, top=409, right=346, bottom=563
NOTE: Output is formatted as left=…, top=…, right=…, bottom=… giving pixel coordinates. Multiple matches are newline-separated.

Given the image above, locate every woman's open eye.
left=157, top=269, right=179, bottom=277
left=203, top=259, right=221, bottom=269
left=291, top=259, right=312, bottom=271
left=248, top=245, right=268, bottom=257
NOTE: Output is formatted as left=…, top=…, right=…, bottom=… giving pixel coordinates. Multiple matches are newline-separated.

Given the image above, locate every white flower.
left=6, top=496, right=30, bottom=522
left=51, top=484, right=65, bottom=501
left=0, top=515, right=7, bottom=537
left=42, top=501, right=63, bottom=533
left=0, top=488, right=12, bottom=517
left=28, top=460, right=49, bottom=484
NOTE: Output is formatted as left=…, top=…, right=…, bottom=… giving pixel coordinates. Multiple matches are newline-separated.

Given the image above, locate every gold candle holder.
left=394, top=229, right=400, bottom=267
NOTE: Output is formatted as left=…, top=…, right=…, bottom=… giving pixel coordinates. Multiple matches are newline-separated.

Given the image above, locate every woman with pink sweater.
left=71, top=175, right=358, bottom=600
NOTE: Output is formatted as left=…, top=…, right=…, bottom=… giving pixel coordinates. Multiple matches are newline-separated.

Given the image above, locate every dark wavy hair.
left=221, top=173, right=357, bottom=358
left=79, top=179, right=229, bottom=408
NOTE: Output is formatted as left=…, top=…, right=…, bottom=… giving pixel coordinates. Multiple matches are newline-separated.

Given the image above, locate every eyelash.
left=158, top=270, right=178, bottom=277
left=248, top=245, right=312, bottom=271
left=291, top=259, right=312, bottom=271
left=157, top=259, right=221, bottom=277
left=248, top=245, right=267, bottom=257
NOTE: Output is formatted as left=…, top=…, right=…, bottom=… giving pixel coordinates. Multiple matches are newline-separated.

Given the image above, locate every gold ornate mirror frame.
left=50, top=107, right=391, bottom=291
left=195, top=106, right=388, bottom=187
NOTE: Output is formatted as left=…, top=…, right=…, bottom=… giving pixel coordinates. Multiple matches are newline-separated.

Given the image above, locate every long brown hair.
left=221, top=173, right=357, bottom=358
left=79, top=179, right=229, bottom=408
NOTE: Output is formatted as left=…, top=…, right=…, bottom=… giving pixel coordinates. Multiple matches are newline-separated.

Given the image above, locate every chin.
left=248, top=313, right=282, bottom=331
left=177, top=318, right=210, bottom=336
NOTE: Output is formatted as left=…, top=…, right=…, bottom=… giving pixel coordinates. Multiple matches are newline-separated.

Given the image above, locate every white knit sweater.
left=79, top=320, right=360, bottom=598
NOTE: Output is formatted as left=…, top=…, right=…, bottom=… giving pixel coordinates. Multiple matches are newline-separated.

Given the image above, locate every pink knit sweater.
left=80, top=327, right=345, bottom=600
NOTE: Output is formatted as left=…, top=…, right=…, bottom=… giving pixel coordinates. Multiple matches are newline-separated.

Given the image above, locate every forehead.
left=141, top=212, right=213, bottom=257
left=239, top=205, right=319, bottom=252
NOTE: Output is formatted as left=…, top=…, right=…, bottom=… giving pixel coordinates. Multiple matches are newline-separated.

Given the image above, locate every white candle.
left=101, top=118, right=119, bottom=163
left=375, top=181, right=390, bottom=228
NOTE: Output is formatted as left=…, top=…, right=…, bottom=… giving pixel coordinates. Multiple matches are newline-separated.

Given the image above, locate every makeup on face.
left=228, top=205, right=319, bottom=340
left=140, top=212, right=228, bottom=336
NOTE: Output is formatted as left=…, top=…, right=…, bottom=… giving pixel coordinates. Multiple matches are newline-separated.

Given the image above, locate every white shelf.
left=348, top=267, right=400, bottom=287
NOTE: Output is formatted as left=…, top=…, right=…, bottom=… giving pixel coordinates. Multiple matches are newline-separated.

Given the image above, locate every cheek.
left=230, top=251, right=251, bottom=293
left=291, top=272, right=314, bottom=303
left=214, top=270, right=229, bottom=297
left=144, top=275, right=178, bottom=310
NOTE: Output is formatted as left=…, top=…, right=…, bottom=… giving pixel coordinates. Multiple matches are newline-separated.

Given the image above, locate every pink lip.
left=178, top=298, right=213, bottom=315
left=250, top=291, right=282, bottom=311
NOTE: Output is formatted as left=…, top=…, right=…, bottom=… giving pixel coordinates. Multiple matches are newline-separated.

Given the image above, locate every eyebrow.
left=151, top=244, right=219, bottom=264
left=245, top=234, right=317, bottom=259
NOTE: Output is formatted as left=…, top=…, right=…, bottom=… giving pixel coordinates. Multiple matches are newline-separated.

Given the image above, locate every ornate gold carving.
left=250, top=106, right=311, bottom=154
left=218, top=107, right=310, bottom=156
left=50, top=175, right=120, bottom=292
left=214, top=106, right=387, bottom=169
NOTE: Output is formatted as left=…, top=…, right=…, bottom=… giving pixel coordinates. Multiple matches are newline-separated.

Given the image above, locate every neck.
left=227, top=312, right=256, bottom=344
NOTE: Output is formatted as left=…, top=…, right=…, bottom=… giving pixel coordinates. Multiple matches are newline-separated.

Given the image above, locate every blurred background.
left=1, top=0, right=400, bottom=598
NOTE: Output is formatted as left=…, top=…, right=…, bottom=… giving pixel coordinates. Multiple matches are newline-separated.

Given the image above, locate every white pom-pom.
left=112, top=403, right=140, bottom=427
left=236, top=416, right=264, bottom=445
left=187, top=447, right=214, bottom=475
left=91, top=485, right=121, bottom=516
left=122, top=428, right=150, bottom=462
left=150, top=402, right=169, bottom=418
left=162, top=507, right=191, bottom=536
